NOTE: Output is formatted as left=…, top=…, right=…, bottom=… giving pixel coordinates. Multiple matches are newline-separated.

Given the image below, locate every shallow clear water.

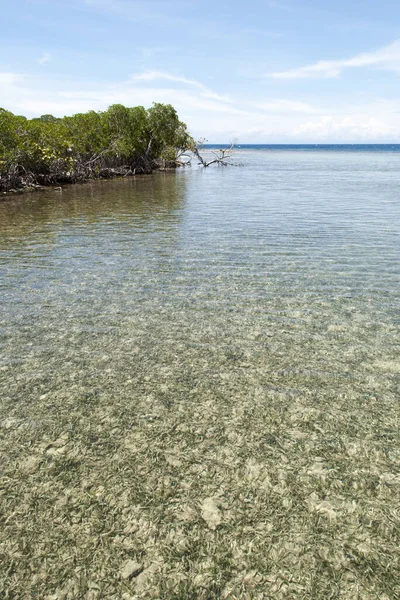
left=1, top=149, right=399, bottom=394
left=1, top=148, right=400, bottom=597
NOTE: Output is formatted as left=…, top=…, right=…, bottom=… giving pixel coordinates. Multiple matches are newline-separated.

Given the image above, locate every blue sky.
left=2, top=0, right=400, bottom=142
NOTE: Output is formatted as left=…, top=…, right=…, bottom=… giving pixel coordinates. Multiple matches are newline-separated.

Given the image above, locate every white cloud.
left=1, top=70, right=400, bottom=142
left=0, top=70, right=246, bottom=128
left=270, top=40, right=400, bottom=79
left=38, top=53, right=51, bottom=65
left=134, top=71, right=205, bottom=88
left=56, top=85, right=244, bottom=116
left=0, top=72, right=23, bottom=85
left=291, top=115, right=394, bottom=141
left=132, top=71, right=232, bottom=103
left=256, top=99, right=318, bottom=114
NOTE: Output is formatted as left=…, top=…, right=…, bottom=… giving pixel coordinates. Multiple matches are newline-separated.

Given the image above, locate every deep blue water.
left=205, top=143, right=400, bottom=152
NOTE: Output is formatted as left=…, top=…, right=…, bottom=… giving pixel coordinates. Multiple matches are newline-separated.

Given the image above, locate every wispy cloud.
left=2, top=70, right=400, bottom=142
left=83, top=0, right=192, bottom=26
left=266, top=0, right=291, bottom=10
left=139, top=47, right=166, bottom=59
left=134, top=71, right=208, bottom=88
left=242, top=27, right=283, bottom=38
left=270, top=40, right=400, bottom=79
left=292, top=115, right=393, bottom=141
left=38, top=52, right=51, bottom=65
left=0, top=69, right=241, bottom=122
left=132, top=70, right=233, bottom=103
left=256, top=99, right=318, bottom=114
left=0, top=72, right=22, bottom=85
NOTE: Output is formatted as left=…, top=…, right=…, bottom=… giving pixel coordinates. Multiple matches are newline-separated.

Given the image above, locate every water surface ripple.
left=0, top=148, right=399, bottom=598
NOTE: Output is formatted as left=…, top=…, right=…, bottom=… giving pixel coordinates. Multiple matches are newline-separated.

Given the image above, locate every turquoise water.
left=0, top=147, right=399, bottom=598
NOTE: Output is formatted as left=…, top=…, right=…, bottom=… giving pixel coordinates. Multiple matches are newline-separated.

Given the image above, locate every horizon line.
left=204, top=142, right=400, bottom=145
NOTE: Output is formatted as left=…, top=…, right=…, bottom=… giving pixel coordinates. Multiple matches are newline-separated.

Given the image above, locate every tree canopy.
left=0, top=103, right=194, bottom=192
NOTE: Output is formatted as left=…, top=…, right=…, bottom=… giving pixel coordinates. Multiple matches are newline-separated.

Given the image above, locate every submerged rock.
left=120, top=560, right=143, bottom=580
left=201, top=497, right=222, bottom=530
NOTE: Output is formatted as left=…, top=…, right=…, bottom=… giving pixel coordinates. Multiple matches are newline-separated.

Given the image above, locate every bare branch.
left=192, top=140, right=241, bottom=168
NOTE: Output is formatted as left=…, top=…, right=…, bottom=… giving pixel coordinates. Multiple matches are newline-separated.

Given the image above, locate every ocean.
left=0, top=145, right=399, bottom=597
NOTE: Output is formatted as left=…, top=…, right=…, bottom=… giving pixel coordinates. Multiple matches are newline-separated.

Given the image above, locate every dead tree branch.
left=192, top=140, right=241, bottom=167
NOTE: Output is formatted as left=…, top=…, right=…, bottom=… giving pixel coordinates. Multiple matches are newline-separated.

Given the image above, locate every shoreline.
left=0, top=162, right=181, bottom=201
left=0, top=103, right=193, bottom=198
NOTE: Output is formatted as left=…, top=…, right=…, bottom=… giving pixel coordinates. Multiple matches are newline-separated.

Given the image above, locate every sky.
left=2, top=0, right=400, bottom=142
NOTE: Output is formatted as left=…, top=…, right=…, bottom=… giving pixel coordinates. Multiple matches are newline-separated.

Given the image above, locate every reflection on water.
left=0, top=173, right=187, bottom=243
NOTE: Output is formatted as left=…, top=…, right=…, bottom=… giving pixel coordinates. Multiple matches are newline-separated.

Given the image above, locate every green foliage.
left=63, top=111, right=105, bottom=155
left=16, top=119, right=71, bottom=171
left=0, top=103, right=194, bottom=191
left=31, top=114, right=62, bottom=124
left=0, top=108, right=27, bottom=163
left=146, top=103, right=192, bottom=160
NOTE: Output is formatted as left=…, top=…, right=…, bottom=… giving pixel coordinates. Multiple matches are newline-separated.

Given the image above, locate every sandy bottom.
left=1, top=294, right=399, bottom=600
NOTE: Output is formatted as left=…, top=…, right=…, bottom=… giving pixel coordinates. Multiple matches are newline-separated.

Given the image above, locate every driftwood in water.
left=192, top=141, right=240, bottom=168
